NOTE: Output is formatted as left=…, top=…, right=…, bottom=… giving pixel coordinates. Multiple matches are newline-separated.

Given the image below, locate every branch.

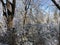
left=51, top=0, right=60, bottom=10
left=0, top=0, right=5, bottom=6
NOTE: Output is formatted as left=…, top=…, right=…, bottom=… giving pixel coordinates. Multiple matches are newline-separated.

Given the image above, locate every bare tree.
left=23, top=0, right=31, bottom=27
left=51, top=0, right=60, bottom=45
left=0, top=0, right=16, bottom=45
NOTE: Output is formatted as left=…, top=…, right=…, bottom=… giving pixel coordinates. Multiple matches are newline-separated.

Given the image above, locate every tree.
left=23, top=0, right=31, bottom=27
left=0, top=0, right=16, bottom=45
left=51, top=0, right=60, bottom=45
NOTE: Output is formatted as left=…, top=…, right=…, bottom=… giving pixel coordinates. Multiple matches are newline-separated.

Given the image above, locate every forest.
left=0, top=0, right=60, bottom=45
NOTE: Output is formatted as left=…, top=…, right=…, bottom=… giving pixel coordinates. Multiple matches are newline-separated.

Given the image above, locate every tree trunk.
left=0, top=0, right=16, bottom=45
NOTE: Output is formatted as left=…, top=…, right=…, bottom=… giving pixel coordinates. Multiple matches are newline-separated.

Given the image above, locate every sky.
left=7, top=0, right=59, bottom=14
left=1, top=0, right=59, bottom=15
left=40, top=0, right=56, bottom=14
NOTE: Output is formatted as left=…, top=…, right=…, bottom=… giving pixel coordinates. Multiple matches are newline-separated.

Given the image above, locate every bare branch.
left=51, top=0, right=60, bottom=10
